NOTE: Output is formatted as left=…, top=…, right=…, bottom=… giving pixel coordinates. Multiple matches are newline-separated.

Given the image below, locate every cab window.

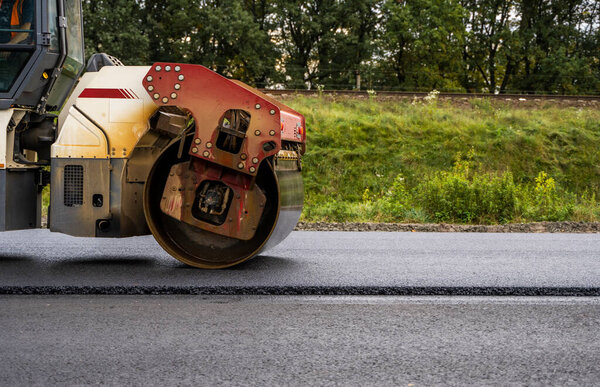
left=0, top=0, right=35, bottom=92
left=0, top=0, right=35, bottom=45
left=63, top=0, right=84, bottom=75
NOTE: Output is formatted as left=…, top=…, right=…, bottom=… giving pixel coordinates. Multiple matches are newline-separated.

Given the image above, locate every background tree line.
left=82, top=0, right=600, bottom=94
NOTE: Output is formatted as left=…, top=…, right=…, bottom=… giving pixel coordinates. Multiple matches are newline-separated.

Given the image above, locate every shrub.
left=411, top=151, right=517, bottom=223
left=381, top=175, right=412, bottom=220
left=517, top=171, right=575, bottom=221
left=416, top=169, right=518, bottom=224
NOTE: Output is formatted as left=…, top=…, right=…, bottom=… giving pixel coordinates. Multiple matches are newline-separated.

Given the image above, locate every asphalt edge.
left=1, top=286, right=599, bottom=296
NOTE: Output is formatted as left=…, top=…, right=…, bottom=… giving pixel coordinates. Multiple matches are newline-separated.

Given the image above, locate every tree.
left=511, top=0, right=600, bottom=94
left=143, top=0, right=279, bottom=86
left=460, top=0, right=517, bottom=93
left=317, top=0, right=381, bottom=90
left=272, top=0, right=342, bottom=88
left=82, top=0, right=149, bottom=65
left=378, top=0, right=466, bottom=91
left=79, top=0, right=600, bottom=93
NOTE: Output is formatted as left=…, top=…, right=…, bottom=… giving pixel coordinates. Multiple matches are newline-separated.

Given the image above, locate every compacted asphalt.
left=1, top=295, right=599, bottom=386
left=1, top=229, right=599, bottom=385
left=0, top=230, right=599, bottom=294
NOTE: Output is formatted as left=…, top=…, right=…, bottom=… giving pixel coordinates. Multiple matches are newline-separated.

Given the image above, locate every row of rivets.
left=156, top=65, right=180, bottom=72
left=251, top=129, right=276, bottom=136
left=255, top=104, right=277, bottom=116
left=195, top=150, right=259, bottom=171
left=148, top=88, right=179, bottom=97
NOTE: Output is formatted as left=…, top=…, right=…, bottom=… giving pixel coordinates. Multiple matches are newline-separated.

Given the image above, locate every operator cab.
left=0, top=0, right=84, bottom=112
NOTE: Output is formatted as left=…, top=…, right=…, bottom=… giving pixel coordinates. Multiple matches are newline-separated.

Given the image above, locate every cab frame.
left=0, top=0, right=84, bottom=112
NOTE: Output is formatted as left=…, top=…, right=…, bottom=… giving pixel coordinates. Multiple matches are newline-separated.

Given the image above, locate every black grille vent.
left=64, top=165, right=84, bottom=207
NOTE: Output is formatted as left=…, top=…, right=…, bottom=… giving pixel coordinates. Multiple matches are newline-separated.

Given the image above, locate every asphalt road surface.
left=1, top=230, right=599, bottom=385
left=1, top=296, right=599, bottom=386
left=0, top=230, right=599, bottom=294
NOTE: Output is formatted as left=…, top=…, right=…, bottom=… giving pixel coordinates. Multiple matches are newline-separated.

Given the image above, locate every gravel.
left=295, top=221, right=600, bottom=233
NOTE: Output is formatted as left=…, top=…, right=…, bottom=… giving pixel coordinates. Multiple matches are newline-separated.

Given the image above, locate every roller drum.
left=144, top=137, right=302, bottom=269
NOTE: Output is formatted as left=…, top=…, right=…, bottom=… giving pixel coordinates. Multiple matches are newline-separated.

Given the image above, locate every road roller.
left=0, top=0, right=305, bottom=268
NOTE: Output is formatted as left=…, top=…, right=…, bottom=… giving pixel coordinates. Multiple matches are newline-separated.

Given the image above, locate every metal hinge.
left=41, top=33, right=51, bottom=46
left=58, top=16, right=67, bottom=28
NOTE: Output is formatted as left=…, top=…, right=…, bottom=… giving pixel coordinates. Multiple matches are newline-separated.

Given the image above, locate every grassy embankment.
left=283, top=95, right=600, bottom=224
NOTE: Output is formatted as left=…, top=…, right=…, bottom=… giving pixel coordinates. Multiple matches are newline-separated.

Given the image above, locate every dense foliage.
left=284, top=95, right=600, bottom=223
left=82, top=0, right=600, bottom=94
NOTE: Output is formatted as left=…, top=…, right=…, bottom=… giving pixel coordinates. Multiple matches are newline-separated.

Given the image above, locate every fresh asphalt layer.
left=1, top=229, right=599, bottom=295
left=1, top=296, right=599, bottom=386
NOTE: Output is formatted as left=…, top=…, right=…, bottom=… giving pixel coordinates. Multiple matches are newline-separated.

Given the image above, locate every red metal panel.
left=160, top=160, right=266, bottom=240
left=230, top=80, right=306, bottom=143
left=143, top=63, right=306, bottom=175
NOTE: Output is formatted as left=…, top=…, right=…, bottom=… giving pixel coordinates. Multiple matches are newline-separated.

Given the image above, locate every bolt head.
left=269, top=130, right=276, bottom=136
left=165, top=65, right=171, bottom=72
left=254, top=130, right=261, bottom=136
left=192, top=147, right=198, bottom=153
left=155, top=65, right=162, bottom=71
left=237, top=162, right=244, bottom=169
left=194, top=138, right=201, bottom=145
left=252, top=157, right=259, bottom=164
left=270, top=109, right=276, bottom=115
left=171, top=92, right=177, bottom=99
left=147, top=75, right=153, bottom=82
left=206, top=142, right=212, bottom=149
left=203, top=151, right=210, bottom=157
left=178, top=74, right=185, bottom=81
left=240, top=153, right=247, bottom=160
left=162, top=97, right=169, bottom=103
left=153, top=93, right=160, bottom=99
left=147, top=85, right=154, bottom=91
left=174, top=83, right=181, bottom=90
left=255, top=103, right=261, bottom=109
left=249, top=166, right=256, bottom=173
left=175, top=65, right=181, bottom=72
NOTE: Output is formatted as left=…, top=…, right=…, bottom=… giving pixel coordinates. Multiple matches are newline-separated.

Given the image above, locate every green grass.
left=282, top=95, right=600, bottom=223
